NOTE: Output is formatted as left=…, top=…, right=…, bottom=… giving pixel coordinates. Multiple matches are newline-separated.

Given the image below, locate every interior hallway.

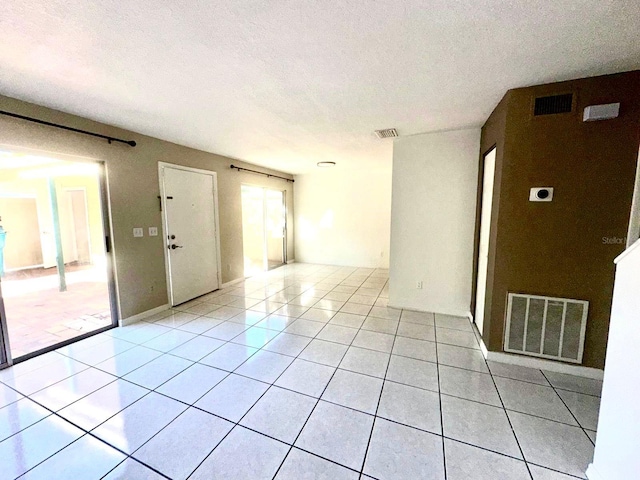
left=0, top=263, right=600, bottom=479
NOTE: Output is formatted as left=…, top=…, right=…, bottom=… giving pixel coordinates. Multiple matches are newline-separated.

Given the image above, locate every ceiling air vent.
left=534, top=94, right=573, bottom=116
left=374, top=128, right=398, bottom=139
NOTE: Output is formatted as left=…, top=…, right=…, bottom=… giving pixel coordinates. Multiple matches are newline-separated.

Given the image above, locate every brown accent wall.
left=478, top=71, right=640, bottom=369
left=0, top=95, right=295, bottom=320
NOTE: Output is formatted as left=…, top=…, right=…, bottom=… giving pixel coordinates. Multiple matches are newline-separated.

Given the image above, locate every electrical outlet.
left=148, top=227, right=158, bottom=236
left=417, top=281, right=423, bottom=289
left=133, top=228, right=144, bottom=238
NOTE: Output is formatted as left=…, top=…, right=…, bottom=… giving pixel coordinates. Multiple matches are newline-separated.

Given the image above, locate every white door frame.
left=475, top=147, right=497, bottom=335
left=158, top=162, right=222, bottom=305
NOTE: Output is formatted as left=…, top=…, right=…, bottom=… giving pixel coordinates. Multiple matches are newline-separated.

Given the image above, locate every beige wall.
left=0, top=95, right=295, bottom=320
left=0, top=197, right=42, bottom=269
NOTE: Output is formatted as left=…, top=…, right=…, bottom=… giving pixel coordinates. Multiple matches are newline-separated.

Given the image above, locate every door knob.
left=170, top=244, right=183, bottom=250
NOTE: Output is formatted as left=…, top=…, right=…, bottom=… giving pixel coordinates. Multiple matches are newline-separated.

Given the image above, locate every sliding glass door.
left=241, top=185, right=286, bottom=276
left=0, top=149, right=116, bottom=361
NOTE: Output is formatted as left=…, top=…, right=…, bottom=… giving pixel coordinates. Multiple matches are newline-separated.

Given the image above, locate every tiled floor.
left=0, top=263, right=600, bottom=479
left=2, top=265, right=111, bottom=357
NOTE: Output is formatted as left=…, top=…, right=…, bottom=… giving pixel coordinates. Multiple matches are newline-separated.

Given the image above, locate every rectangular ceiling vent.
left=534, top=94, right=574, bottom=116
left=374, top=128, right=398, bottom=139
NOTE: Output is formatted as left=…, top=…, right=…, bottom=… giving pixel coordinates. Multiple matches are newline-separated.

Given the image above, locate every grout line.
left=479, top=333, right=534, bottom=480
left=359, top=278, right=396, bottom=476
left=433, top=312, right=448, bottom=479
left=540, top=370, right=597, bottom=446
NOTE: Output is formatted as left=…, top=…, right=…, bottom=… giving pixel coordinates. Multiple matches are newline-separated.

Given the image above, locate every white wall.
left=587, top=239, right=640, bottom=480
left=294, top=167, right=391, bottom=268
left=389, top=128, right=481, bottom=316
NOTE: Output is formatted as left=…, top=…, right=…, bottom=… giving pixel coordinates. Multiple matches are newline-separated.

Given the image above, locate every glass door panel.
left=241, top=185, right=287, bottom=276
left=265, top=190, right=285, bottom=270
left=0, top=150, right=115, bottom=360
left=241, top=185, right=267, bottom=277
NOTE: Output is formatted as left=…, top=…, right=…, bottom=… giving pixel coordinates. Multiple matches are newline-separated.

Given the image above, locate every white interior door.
left=475, top=147, right=497, bottom=335
left=161, top=165, right=220, bottom=306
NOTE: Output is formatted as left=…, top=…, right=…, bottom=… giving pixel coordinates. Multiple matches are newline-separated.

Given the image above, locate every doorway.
left=159, top=163, right=221, bottom=306
left=475, top=147, right=497, bottom=335
left=0, top=150, right=116, bottom=363
left=241, top=185, right=286, bottom=277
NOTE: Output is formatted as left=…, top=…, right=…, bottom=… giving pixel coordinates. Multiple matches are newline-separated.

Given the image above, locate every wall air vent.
left=534, top=94, right=574, bottom=116
left=374, top=128, right=398, bottom=139
left=504, top=293, right=588, bottom=363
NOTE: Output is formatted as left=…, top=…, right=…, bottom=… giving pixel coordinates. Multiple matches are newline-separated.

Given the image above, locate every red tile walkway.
left=1, top=265, right=112, bottom=358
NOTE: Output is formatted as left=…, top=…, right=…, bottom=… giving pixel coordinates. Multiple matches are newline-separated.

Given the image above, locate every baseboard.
left=221, top=277, right=245, bottom=289
left=286, top=259, right=296, bottom=264
left=485, top=348, right=604, bottom=380
left=120, top=304, right=170, bottom=326
left=386, top=304, right=470, bottom=318
left=586, top=464, right=606, bottom=480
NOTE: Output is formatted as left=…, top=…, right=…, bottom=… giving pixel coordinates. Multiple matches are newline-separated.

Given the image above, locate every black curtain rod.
left=230, top=164, right=294, bottom=182
left=0, top=110, right=137, bottom=147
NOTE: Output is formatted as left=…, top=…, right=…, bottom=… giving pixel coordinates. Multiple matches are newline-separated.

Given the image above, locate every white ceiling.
left=1, top=1, right=639, bottom=174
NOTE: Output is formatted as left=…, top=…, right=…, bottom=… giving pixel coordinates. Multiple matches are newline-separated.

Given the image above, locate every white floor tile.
left=296, top=401, right=374, bottom=471
left=275, top=448, right=359, bottom=479
left=0, top=414, right=83, bottom=479
left=156, top=363, right=227, bottom=404
left=92, top=392, right=186, bottom=453
left=508, top=411, right=594, bottom=477
left=339, top=346, right=390, bottom=378
left=168, top=335, right=225, bottom=361
left=123, top=354, right=193, bottom=390
left=0, top=398, right=50, bottom=442
left=195, top=373, right=269, bottom=422
left=235, top=350, right=294, bottom=383
left=386, top=355, right=439, bottom=392
left=29, top=367, right=116, bottom=411
left=378, top=381, right=441, bottom=434
left=134, top=407, right=233, bottom=479
left=263, top=332, right=312, bottom=357
left=190, top=426, right=289, bottom=480
left=299, top=339, right=348, bottom=367
left=444, top=439, right=530, bottom=480
left=351, top=330, right=395, bottom=353
left=21, top=434, right=126, bottom=480
left=58, top=379, right=148, bottom=431
left=199, top=342, right=258, bottom=371
left=495, top=376, right=577, bottom=425
left=439, top=365, right=501, bottom=406
left=322, top=369, right=383, bottom=414
left=364, top=418, right=444, bottom=480
left=240, top=386, right=316, bottom=443
left=441, top=394, right=522, bottom=458
left=275, top=358, right=336, bottom=397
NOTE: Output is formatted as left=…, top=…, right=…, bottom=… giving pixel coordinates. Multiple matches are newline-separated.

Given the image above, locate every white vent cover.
left=504, top=293, right=588, bottom=363
left=374, top=128, right=398, bottom=139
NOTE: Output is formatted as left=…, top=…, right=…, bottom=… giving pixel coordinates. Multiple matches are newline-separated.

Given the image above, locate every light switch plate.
left=133, top=227, right=144, bottom=238
left=148, top=227, right=158, bottom=236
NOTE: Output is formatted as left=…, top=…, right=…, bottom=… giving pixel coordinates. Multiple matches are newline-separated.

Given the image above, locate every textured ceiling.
left=1, top=1, right=639, bottom=173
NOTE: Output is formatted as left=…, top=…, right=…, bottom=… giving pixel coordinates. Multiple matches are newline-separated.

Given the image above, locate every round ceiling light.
left=317, top=161, right=336, bottom=167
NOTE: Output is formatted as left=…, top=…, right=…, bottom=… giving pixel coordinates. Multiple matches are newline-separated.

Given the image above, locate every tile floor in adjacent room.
left=0, top=263, right=601, bottom=479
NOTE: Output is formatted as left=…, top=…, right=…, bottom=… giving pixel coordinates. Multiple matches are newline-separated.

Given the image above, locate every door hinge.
left=105, top=235, right=111, bottom=253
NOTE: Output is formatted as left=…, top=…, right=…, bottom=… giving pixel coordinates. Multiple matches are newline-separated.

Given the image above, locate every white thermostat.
left=530, top=187, right=554, bottom=202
